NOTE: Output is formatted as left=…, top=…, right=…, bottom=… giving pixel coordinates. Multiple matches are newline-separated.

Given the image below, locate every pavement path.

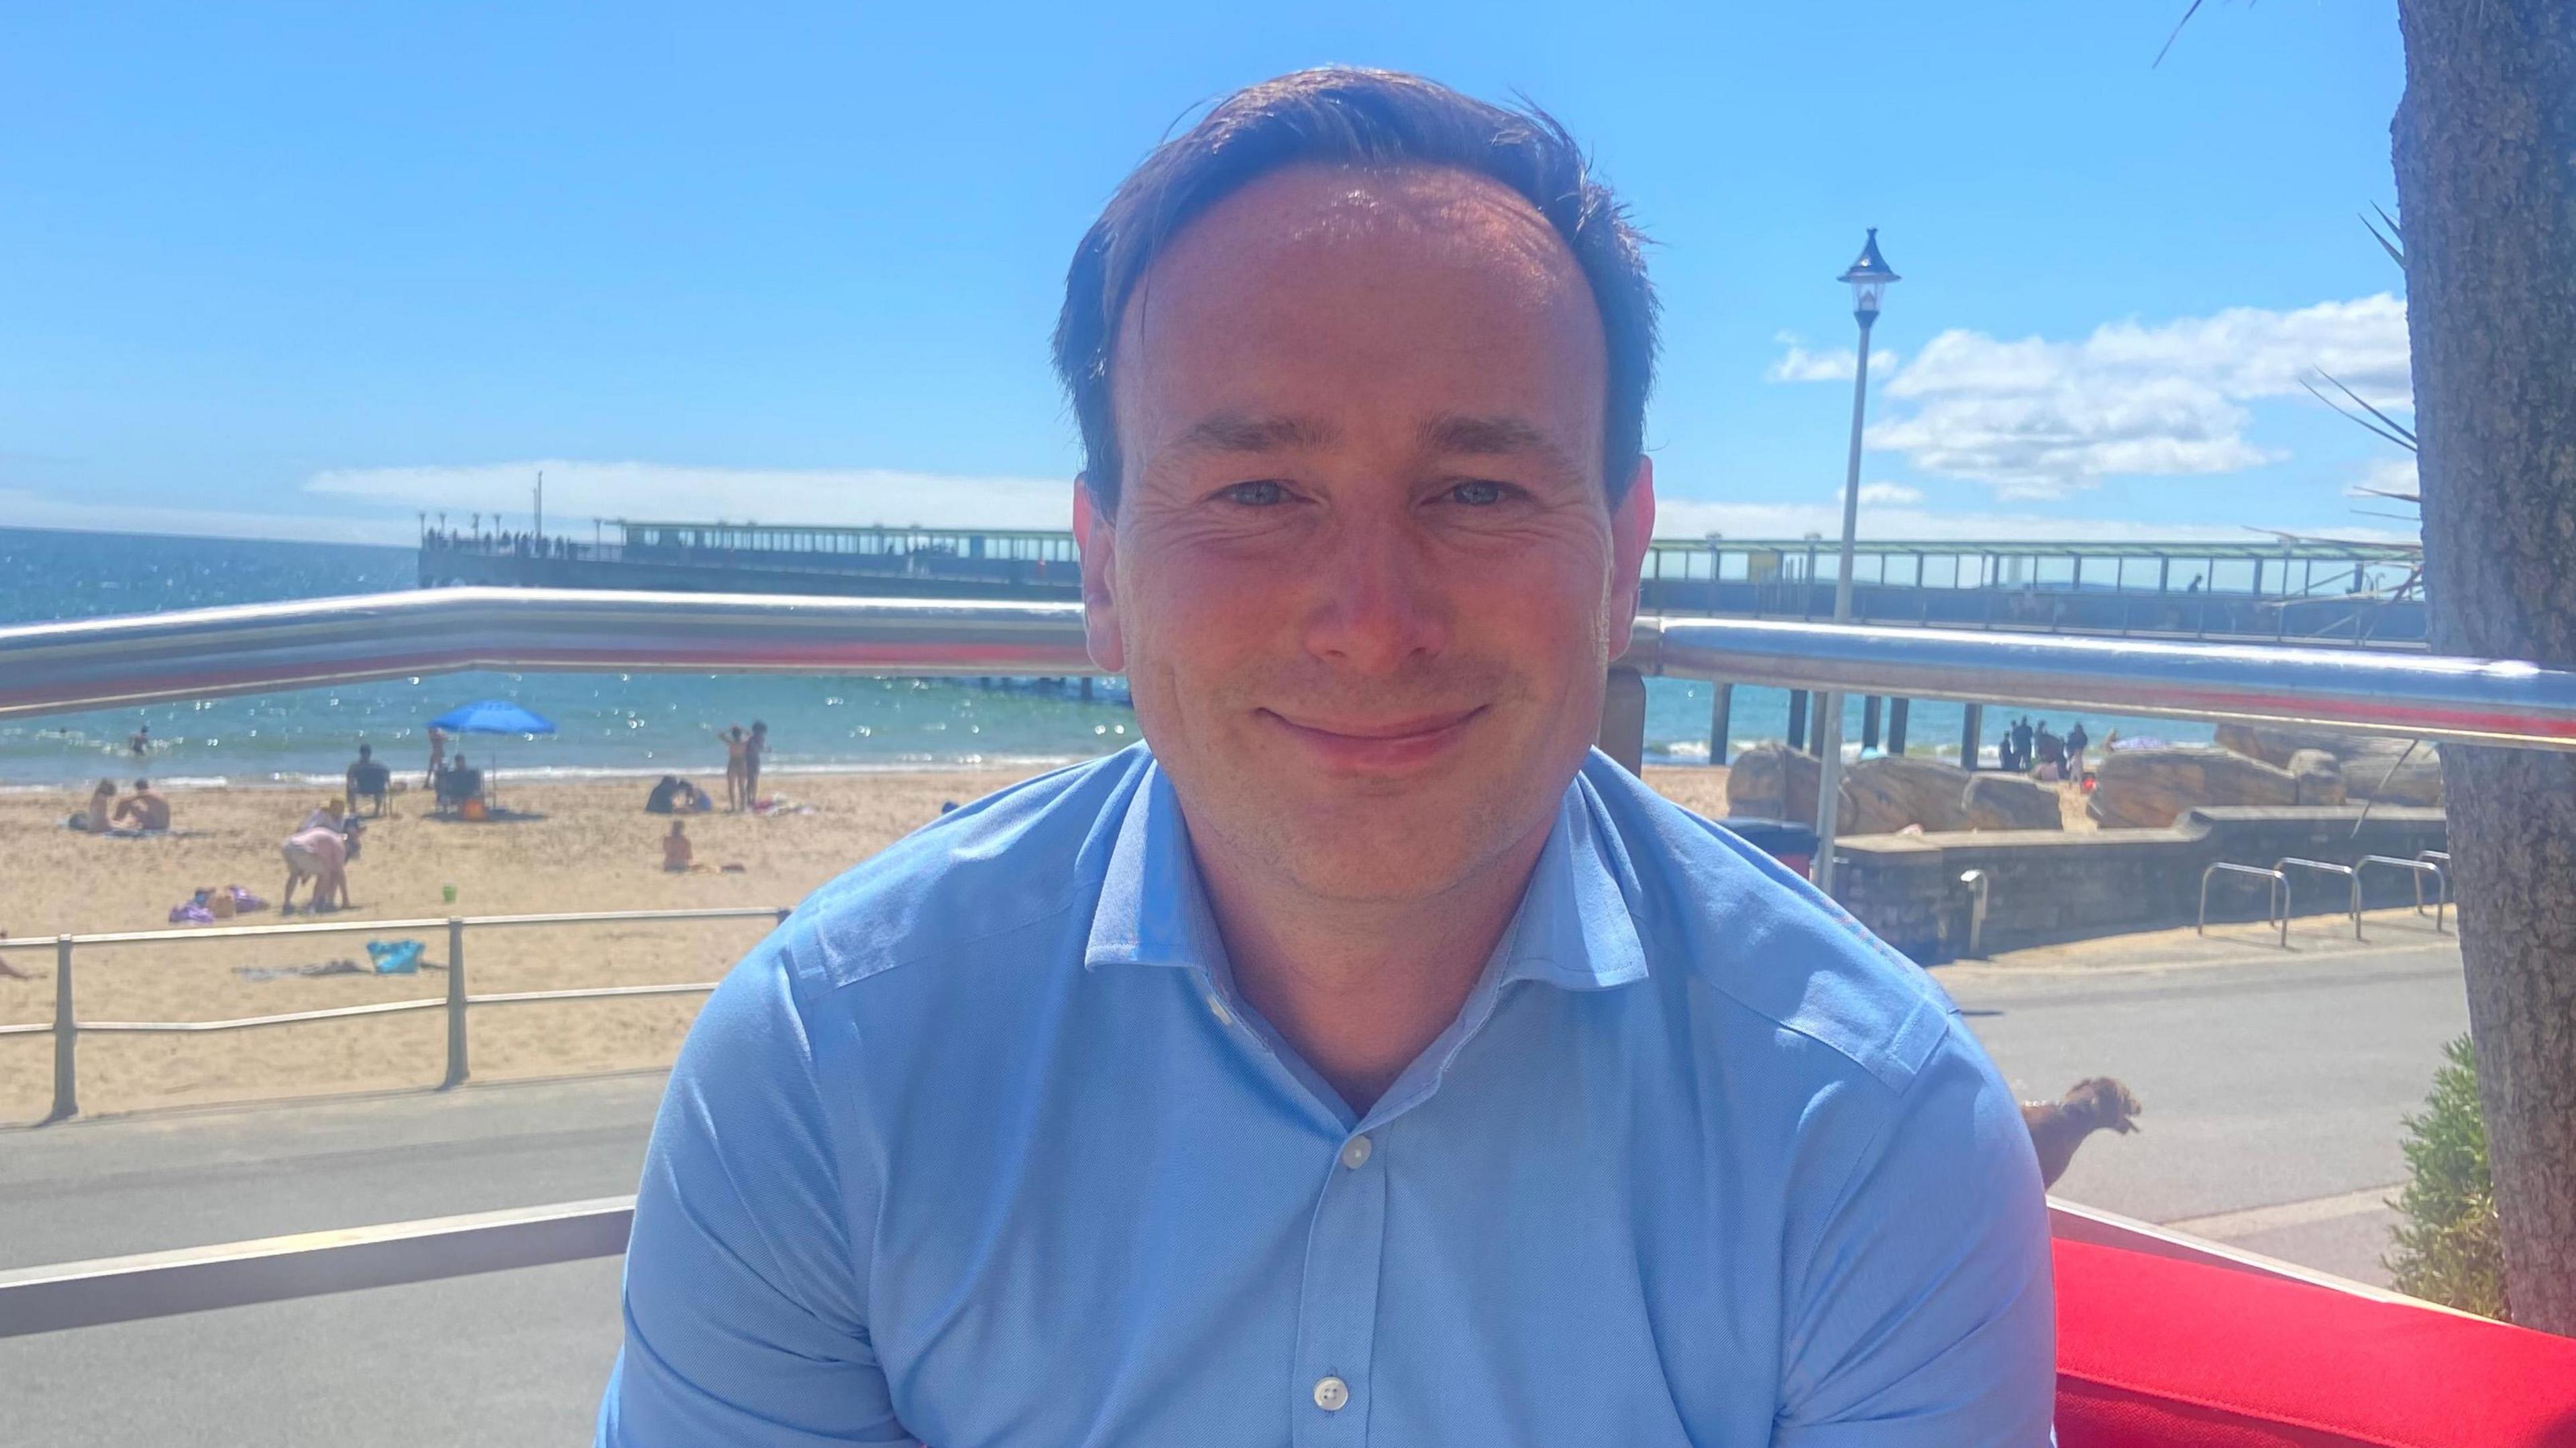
left=0, top=908, right=2470, bottom=1445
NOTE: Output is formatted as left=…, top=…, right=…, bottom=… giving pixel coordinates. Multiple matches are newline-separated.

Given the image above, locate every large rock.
left=2286, top=748, right=2347, bottom=807
left=1725, top=741, right=1818, bottom=822
left=2086, top=746, right=2298, bottom=829
left=1961, top=773, right=2062, bottom=831
left=2213, top=724, right=2443, bottom=806
left=1840, top=755, right=1975, bottom=834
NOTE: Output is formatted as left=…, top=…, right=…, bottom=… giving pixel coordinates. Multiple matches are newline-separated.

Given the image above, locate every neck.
left=1191, top=818, right=1551, bottom=1118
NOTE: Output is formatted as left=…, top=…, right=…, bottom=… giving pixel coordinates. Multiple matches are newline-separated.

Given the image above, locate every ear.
left=1605, top=455, right=1657, bottom=661
left=1073, top=477, right=1126, bottom=675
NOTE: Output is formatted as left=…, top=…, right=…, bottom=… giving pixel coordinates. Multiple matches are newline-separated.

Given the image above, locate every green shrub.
left=2384, top=1034, right=2508, bottom=1320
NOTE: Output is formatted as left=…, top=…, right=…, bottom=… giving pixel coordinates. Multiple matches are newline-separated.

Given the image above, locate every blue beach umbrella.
left=427, top=700, right=555, bottom=810
left=427, top=700, right=556, bottom=736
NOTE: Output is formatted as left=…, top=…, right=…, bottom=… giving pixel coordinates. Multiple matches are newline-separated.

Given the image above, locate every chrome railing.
left=7, top=586, right=2576, bottom=749
left=5, top=586, right=2566, bottom=1340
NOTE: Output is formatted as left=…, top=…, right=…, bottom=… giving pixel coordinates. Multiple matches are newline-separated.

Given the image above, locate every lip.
left=1259, top=706, right=1484, bottom=772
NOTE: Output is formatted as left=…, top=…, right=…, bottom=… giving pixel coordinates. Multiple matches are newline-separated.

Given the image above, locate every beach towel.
left=234, top=960, right=368, bottom=982
left=169, top=899, right=215, bottom=926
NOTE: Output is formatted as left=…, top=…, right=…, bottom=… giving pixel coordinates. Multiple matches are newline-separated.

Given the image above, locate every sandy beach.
left=0, top=763, right=1754, bottom=1123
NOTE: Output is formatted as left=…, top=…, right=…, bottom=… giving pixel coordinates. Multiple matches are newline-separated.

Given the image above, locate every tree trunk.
left=2393, top=0, right=2576, bottom=1333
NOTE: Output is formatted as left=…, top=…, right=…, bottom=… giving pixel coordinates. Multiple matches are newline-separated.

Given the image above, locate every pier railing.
left=4, top=586, right=2575, bottom=1346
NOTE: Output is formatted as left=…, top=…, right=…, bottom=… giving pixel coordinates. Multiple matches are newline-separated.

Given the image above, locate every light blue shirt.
left=599, top=746, right=2054, bottom=1446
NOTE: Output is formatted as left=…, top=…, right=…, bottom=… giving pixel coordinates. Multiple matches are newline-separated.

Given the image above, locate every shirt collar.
left=1083, top=755, right=1650, bottom=994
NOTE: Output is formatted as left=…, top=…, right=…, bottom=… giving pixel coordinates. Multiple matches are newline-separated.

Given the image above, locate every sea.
left=0, top=526, right=2211, bottom=791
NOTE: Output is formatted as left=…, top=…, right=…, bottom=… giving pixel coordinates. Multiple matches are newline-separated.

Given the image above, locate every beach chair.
left=433, top=764, right=486, bottom=816
left=348, top=759, right=392, bottom=816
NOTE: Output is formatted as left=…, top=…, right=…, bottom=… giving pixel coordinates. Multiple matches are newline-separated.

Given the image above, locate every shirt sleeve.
left=596, top=947, right=915, bottom=1447
left=1773, top=1024, right=2057, bottom=1446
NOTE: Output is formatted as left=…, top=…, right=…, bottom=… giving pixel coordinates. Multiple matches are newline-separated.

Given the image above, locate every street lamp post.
left=1811, top=229, right=1900, bottom=894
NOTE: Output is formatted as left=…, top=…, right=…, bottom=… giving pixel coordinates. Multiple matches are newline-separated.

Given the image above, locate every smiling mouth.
left=1258, top=706, right=1484, bottom=769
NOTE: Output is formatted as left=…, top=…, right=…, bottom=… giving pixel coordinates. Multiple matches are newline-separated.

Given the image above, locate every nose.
left=1299, top=518, right=1450, bottom=673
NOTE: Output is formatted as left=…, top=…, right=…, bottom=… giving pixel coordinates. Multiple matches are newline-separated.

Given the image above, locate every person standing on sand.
left=720, top=726, right=749, bottom=811
left=425, top=726, right=447, bottom=789
left=600, top=69, right=2049, bottom=1447
left=743, top=721, right=768, bottom=808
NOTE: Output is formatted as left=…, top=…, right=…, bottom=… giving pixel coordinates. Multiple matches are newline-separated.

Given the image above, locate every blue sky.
left=0, top=2, right=2416, bottom=546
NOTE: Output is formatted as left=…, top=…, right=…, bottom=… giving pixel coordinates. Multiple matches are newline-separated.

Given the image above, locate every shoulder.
left=764, top=746, right=1151, bottom=998
left=1577, top=755, right=1965, bottom=1101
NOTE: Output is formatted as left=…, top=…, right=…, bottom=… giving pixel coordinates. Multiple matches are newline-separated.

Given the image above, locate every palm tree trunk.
left=2393, top=0, right=2576, bottom=1333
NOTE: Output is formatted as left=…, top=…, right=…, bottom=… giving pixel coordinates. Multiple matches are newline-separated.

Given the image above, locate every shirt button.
left=1339, top=1135, right=1373, bottom=1170
left=1312, top=1375, right=1350, bottom=1412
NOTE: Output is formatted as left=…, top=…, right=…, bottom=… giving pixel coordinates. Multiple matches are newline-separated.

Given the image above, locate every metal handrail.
left=3, top=907, right=788, bottom=1124
left=2276, top=857, right=2365, bottom=942
left=7, top=587, right=2576, bottom=750
left=0, top=1190, right=2418, bottom=1341
left=2358, top=854, right=2449, bottom=934
left=2198, top=863, right=2289, bottom=948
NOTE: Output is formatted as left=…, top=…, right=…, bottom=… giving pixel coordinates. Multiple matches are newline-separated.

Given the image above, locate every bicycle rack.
left=2276, top=858, right=2365, bottom=941
left=2199, top=862, right=2289, bottom=948
left=2358, top=855, right=2447, bottom=934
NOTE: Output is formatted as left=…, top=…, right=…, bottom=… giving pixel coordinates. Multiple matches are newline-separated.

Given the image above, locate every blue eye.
left=1450, top=480, right=1508, bottom=506
left=1221, top=480, right=1289, bottom=506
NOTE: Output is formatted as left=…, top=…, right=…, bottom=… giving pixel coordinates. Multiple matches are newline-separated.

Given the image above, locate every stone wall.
left=1826, top=805, right=2449, bottom=963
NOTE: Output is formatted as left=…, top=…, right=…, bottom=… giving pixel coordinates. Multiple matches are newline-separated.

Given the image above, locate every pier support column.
left=1706, top=683, right=1733, bottom=767
left=1960, top=703, right=1985, bottom=772
left=1079, top=677, right=1093, bottom=702
left=1785, top=689, right=1809, bottom=755
left=1598, top=667, right=1647, bottom=775
left=1887, top=698, right=1910, bottom=755
left=1860, top=695, right=1883, bottom=752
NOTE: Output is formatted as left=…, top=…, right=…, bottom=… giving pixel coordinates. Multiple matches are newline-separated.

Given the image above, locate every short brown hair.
left=1053, top=66, right=1658, bottom=515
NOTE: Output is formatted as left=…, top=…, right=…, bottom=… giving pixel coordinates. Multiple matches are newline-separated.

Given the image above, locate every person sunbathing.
left=662, top=821, right=698, bottom=873
left=112, top=779, right=170, bottom=832
left=72, top=779, right=117, bottom=832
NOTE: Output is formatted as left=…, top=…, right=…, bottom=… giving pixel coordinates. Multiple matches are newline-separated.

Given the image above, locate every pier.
left=423, top=521, right=2426, bottom=649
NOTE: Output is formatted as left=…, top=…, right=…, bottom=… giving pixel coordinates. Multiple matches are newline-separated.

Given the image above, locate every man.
left=743, top=720, right=769, bottom=807
left=602, top=68, right=2052, bottom=1447
left=345, top=743, right=392, bottom=817
left=424, top=725, right=447, bottom=789
left=111, top=778, right=168, bottom=832
left=2065, top=721, right=2090, bottom=780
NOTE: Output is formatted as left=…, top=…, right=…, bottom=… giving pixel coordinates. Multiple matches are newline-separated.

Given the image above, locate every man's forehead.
left=1123, top=163, right=1589, bottom=331
left=1108, top=164, right=1607, bottom=458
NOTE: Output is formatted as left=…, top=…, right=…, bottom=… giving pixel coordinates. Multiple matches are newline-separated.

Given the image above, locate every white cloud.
left=1857, top=481, right=1922, bottom=506
left=1776, top=294, right=2411, bottom=500
left=2347, top=455, right=2419, bottom=500
left=1765, top=331, right=1898, bottom=383
left=0, top=488, right=417, bottom=545
left=306, top=459, right=1074, bottom=532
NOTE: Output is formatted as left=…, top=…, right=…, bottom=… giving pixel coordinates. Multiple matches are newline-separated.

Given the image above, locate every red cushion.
left=2053, top=1237, right=2576, bottom=1447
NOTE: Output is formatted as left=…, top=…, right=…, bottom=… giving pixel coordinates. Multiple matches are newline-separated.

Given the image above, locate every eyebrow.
left=1169, top=411, right=1342, bottom=455
left=1419, top=412, right=1582, bottom=478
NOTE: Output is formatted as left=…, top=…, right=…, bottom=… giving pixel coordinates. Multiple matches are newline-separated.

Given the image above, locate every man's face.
left=1077, top=164, right=1655, bottom=904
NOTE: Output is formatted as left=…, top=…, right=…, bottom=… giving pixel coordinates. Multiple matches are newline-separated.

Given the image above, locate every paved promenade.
left=1, top=911, right=2469, bottom=1445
